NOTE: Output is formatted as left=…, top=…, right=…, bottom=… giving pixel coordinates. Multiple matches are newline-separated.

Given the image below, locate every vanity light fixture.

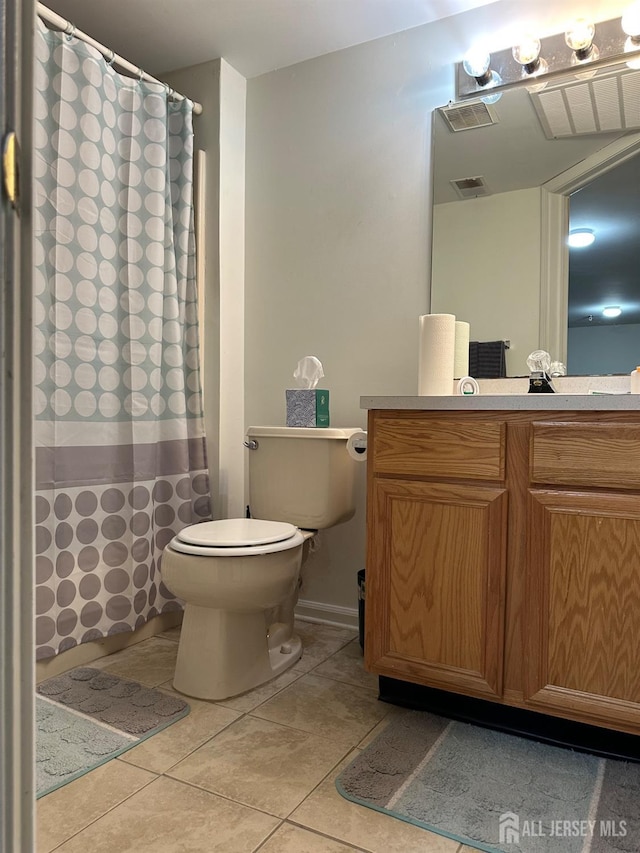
left=568, top=228, right=595, bottom=248
left=602, top=306, right=622, bottom=318
left=455, top=10, right=640, bottom=101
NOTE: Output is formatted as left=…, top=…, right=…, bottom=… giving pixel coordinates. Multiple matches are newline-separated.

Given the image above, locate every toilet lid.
left=176, top=518, right=298, bottom=548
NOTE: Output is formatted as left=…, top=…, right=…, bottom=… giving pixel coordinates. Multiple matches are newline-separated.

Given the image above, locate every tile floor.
left=37, top=621, right=476, bottom=853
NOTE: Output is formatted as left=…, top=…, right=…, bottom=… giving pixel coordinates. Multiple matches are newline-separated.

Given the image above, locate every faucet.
left=527, top=350, right=556, bottom=393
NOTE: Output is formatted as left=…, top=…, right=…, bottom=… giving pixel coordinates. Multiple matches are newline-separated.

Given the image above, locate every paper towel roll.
left=418, top=314, right=455, bottom=395
left=346, top=431, right=367, bottom=462
left=454, top=321, right=470, bottom=379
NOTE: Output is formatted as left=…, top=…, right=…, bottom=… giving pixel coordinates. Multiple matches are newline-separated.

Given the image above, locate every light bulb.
left=568, top=228, right=595, bottom=248
left=565, top=18, right=596, bottom=58
left=625, top=36, right=640, bottom=68
left=462, top=48, right=491, bottom=80
left=622, top=2, right=640, bottom=38
left=512, top=35, right=541, bottom=70
left=602, top=306, right=622, bottom=318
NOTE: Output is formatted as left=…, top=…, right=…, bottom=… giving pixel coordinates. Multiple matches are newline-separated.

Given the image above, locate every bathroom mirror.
left=429, top=63, right=640, bottom=377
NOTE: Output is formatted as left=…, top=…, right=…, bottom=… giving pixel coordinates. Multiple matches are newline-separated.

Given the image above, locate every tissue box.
left=286, top=389, right=330, bottom=427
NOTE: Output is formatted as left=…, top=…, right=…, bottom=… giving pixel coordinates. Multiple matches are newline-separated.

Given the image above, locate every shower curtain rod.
left=36, top=3, right=203, bottom=116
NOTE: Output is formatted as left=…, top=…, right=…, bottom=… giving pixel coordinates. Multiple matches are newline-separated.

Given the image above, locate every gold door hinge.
left=2, top=132, right=19, bottom=208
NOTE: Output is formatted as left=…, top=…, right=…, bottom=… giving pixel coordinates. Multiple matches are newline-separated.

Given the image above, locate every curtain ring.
left=105, top=49, right=116, bottom=66
left=138, top=68, right=144, bottom=83
left=64, top=22, right=76, bottom=41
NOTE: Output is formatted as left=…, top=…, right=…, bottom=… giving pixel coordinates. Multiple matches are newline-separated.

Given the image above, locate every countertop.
left=361, top=375, right=640, bottom=410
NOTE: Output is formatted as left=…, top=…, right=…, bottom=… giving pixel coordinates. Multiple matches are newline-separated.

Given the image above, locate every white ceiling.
left=40, top=0, right=498, bottom=79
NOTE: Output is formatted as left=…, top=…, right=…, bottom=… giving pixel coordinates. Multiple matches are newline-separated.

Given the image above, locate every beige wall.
left=164, top=61, right=222, bottom=517
left=165, top=60, right=247, bottom=520
left=431, top=188, right=542, bottom=378
left=244, top=22, right=442, bottom=621
left=243, top=0, right=630, bottom=622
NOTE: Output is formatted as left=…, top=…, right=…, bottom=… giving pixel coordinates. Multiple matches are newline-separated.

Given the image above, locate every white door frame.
left=539, top=132, right=640, bottom=365
left=1, top=0, right=34, bottom=850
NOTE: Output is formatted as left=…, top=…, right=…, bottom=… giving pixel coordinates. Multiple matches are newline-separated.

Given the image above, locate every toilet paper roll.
left=346, top=431, right=368, bottom=462
left=454, top=321, right=470, bottom=379
left=418, top=314, right=455, bottom=396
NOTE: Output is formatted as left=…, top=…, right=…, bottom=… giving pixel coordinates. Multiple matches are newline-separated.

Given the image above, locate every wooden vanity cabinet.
left=525, top=421, right=640, bottom=732
left=365, top=408, right=640, bottom=736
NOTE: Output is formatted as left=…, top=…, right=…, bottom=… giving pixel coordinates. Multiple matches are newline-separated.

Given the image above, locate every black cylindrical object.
left=357, top=569, right=365, bottom=650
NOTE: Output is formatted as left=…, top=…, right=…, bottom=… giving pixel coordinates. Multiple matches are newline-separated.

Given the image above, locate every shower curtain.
left=33, top=19, right=211, bottom=659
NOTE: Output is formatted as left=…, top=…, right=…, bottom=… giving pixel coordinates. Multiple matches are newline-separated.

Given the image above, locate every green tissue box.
left=286, top=389, right=330, bottom=427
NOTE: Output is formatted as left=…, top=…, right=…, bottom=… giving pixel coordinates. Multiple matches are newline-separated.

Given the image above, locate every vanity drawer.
left=372, top=417, right=505, bottom=480
left=531, top=422, right=640, bottom=489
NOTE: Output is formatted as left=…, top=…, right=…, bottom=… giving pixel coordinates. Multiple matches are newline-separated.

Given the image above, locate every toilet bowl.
left=162, top=518, right=308, bottom=700
left=161, top=426, right=363, bottom=701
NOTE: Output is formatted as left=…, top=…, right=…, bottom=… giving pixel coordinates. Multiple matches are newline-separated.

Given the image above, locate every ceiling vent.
left=450, top=176, right=492, bottom=199
left=439, top=101, right=498, bottom=132
left=531, top=68, right=640, bottom=138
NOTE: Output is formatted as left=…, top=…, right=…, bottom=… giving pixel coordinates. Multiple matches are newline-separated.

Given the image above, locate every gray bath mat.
left=36, top=667, right=189, bottom=797
left=337, top=710, right=639, bottom=853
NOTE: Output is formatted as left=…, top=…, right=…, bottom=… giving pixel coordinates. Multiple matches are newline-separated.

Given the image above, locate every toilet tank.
left=246, top=426, right=362, bottom=529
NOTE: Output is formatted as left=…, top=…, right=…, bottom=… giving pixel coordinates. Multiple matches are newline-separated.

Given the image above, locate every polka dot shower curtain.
left=33, top=18, right=211, bottom=660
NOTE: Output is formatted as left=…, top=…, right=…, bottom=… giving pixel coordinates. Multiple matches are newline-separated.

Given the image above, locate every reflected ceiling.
left=568, top=153, right=640, bottom=327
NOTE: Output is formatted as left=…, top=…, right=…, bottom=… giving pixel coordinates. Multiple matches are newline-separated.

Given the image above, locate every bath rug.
left=337, top=710, right=640, bottom=853
left=36, top=667, right=189, bottom=797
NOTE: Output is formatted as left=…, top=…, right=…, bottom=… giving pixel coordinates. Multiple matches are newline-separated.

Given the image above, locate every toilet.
left=161, top=426, right=362, bottom=700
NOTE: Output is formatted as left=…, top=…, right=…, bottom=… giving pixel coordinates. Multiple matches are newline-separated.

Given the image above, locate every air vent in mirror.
left=450, top=176, right=492, bottom=199
left=439, top=101, right=498, bottom=132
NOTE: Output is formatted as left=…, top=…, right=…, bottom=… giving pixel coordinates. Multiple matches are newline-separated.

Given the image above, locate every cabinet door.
left=366, top=478, right=507, bottom=699
left=525, top=490, right=640, bottom=731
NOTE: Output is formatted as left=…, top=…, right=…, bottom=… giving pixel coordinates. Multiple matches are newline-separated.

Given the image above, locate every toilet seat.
left=169, top=518, right=304, bottom=557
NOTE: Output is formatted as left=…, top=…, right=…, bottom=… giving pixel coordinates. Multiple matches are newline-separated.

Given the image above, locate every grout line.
left=281, top=818, right=373, bottom=851
left=119, top=708, right=247, bottom=776
left=158, top=773, right=290, bottom=821
left=48, top=768, right=160, bottom=852
left=250, top=820, right=286, bottom=852
left=244, top=708, right=359, bottom=750
left=310, top=670, right=379, bottom=694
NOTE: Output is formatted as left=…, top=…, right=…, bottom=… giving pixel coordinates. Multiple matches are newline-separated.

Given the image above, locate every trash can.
left=357, top=569, right=365, bottom=650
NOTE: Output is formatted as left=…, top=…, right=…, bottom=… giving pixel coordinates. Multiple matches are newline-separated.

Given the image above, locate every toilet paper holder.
left=346, top=431, right=368, bottom=462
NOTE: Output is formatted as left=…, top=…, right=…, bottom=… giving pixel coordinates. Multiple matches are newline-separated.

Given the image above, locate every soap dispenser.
left=527, top=350, right=556, bottom=393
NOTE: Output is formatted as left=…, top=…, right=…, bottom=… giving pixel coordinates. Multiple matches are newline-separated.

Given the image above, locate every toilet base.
left=268, top=632, right=302, bottom=678
left=172, top=603, right=302, bottom=701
